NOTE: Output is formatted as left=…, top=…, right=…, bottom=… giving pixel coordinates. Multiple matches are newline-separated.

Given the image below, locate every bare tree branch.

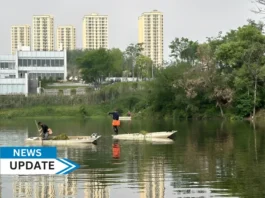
left=251, top=0, right=265, bottom=14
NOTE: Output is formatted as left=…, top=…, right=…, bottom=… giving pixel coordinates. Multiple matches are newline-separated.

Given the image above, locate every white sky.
left=0, top=0, right=262, bottom=61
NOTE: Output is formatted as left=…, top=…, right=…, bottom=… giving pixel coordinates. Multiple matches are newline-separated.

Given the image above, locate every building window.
left=27, top=59, right=32, bottom=66
left=41, top=59, right=45, bottom=66
left=55, top=60, right=59, bottom=66
left=33, top=59, right=37, bottom=66
left=22, top=59, right=27, bottom=66
left=37, top=59, right=41, bottom=66
left=46, top=59, right=51, bottom=66
left=18, top=59, right=23, bottom=66
left=59, top=59, right=64, bottom=66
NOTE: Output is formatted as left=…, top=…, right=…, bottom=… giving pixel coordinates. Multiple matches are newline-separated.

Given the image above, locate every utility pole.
left=152, top=63, right=154, bottom=79
left=132, top=56, right=135, bottom=80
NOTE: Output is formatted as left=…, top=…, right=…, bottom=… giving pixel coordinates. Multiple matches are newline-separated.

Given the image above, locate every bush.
left=79, top=105, right=89, bottom=117
left=234, top=93, right=252, bottom=117
left=71, top=89, right=76, bottom=95
left=58, top=90, right=63, bottom=96
left=85, top=87, right=93, bottom=93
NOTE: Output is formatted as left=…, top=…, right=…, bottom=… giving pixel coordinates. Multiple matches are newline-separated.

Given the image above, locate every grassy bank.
left=0, top=82, right=149, bottom=119
left=0, top=105, right=112, bottom=119
left=0, top=80, right=253, bottom=120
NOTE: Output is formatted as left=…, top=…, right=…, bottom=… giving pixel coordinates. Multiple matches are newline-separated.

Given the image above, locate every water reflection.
left=139, top=157, right=165, bottom=198
left=112, top=140, right=120, bottom=159
left=10, top=174, right=110, bottom=198
left=0, top=119, right=265, bottom=197
left=83, top=181, right=109, bottom=198
left=0, top=129, right=28, bottom=146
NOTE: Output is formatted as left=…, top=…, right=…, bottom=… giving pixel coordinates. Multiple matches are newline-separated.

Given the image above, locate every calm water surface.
left=0, top=118, right=264, bottom=198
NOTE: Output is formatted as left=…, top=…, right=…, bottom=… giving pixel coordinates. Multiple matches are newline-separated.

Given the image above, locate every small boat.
left=25, top=135, right=101, bottom=146
left=119, top=116, right=132, bottom=121
left=115, top=138, right=174, bottom=144
left=112, top=130, right=177, bottom=141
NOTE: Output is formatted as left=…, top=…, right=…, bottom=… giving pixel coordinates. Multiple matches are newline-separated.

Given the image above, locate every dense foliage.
left=67, top=44, right=155, bottom=83
left=145, top=21, right=265, bottom=119
left=2, top=21, right=265, bottom=120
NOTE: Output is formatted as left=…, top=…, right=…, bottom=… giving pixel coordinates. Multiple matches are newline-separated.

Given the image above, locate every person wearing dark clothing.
left=38, top=121, right=49, bottom=140
left=108, top=110, right=120, bottom=135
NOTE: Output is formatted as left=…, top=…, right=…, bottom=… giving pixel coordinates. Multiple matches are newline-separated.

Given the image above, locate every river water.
left=0, top=118, right=264, bottom=198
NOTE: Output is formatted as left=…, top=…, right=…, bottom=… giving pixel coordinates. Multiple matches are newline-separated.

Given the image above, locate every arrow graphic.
left=0, top=158, right=80, bottom=175
left=56, top=158, right=80, bottom=175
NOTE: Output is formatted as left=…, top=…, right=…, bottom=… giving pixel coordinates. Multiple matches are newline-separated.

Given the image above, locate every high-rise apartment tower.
left=56, top=25, right=76, bottom=50
left=138, top=10, right=163, bottom=66
left=11, top=25, right=31, bottom=54
left=32, top=15, right=54, bottom=51
left=82, top=13, right=108, bottom=50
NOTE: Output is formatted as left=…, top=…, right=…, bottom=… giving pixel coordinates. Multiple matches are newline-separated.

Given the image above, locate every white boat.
left=112, top=130, right=177, bottom=141
left=119, top=116, right=132, bottom=121
left=115, top=138, right=174, bottom=144
left=25, top=135, right=101, bottom=146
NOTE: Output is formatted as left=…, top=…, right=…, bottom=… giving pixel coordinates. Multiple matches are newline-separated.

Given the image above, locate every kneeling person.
left=38, top=121, right=49, bottom=140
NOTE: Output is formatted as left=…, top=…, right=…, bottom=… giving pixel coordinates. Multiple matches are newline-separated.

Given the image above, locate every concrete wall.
left=0, top=73, right=28, bottom=96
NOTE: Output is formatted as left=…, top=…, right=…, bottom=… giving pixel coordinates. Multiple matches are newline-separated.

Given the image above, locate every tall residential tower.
left=56, top=25, right=76, bottom=50
left=11, top=25, right=31, bottom=54
left=82, top=13, right=108, bottom=50
left=138, top=10, right=163, bottom=66
left=32, top=15, right=54, bottom=51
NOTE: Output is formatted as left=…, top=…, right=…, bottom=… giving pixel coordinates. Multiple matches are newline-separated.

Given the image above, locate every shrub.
left=71, top=89, right=76, bottom=95
left=58, top=90, right=63, bottom=95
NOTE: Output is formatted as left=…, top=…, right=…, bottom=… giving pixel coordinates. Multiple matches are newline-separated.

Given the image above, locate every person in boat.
left=108, top=110, right=120, bottom=135
left=38, top=121, right=49, bottom=140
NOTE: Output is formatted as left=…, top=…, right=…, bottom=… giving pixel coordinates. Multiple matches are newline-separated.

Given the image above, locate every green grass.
left=0, top=105, right=109, bottom=119
left=0, top=82, right=149, bottom=119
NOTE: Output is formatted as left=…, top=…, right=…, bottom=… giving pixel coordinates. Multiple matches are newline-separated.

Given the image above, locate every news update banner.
left=0, top=147, right=80, bottom=175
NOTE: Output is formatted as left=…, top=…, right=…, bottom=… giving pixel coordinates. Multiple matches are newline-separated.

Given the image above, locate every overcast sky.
left=0, top=0, right=262, bottom=61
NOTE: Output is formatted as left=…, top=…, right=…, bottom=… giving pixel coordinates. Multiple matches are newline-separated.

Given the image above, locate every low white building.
left=0, top=73, right=29, bottom=96
left=0, top=49, right=67, bottom=96
left=0, top=50, right=67, bottom=80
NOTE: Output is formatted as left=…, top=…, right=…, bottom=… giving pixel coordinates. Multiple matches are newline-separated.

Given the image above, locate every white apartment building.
left=32, top=15, right=54, bottom=51
left=11, top=25, right=31, bottom=54
left=82, top=13, right=108, bottom=50
left=56, top=25, right=76, bottom=50
left=138, top=10, right=164, bottom=66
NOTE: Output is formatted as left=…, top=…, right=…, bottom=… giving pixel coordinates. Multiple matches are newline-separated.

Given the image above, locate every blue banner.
left=1, top=147, right=57, bottom=158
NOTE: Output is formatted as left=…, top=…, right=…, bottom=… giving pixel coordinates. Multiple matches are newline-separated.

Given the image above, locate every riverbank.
left=1, top=104, right=265, bottom=121
left=1, top=80, right=264, bottom=120
left=0, top=105, right=112, bottom=119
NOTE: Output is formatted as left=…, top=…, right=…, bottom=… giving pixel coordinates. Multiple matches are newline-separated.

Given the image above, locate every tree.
left=124, top=43, right=144, bottom=78
left=135, top=55, right=153, bottom=79
left=216, top=24, right=265, bottom=118
left=67, top=49, right=86, bottom=78
left=252, top=0, right=265, bottom=14
left=196, top=42, right=233, bottom=117
left=241, top=43, right=265, bottom=118
left=169, top=37, right=198, bottom=65
left=109, top=48, right=124, bottom=77
left=77, top=48, right=114, bottom=84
